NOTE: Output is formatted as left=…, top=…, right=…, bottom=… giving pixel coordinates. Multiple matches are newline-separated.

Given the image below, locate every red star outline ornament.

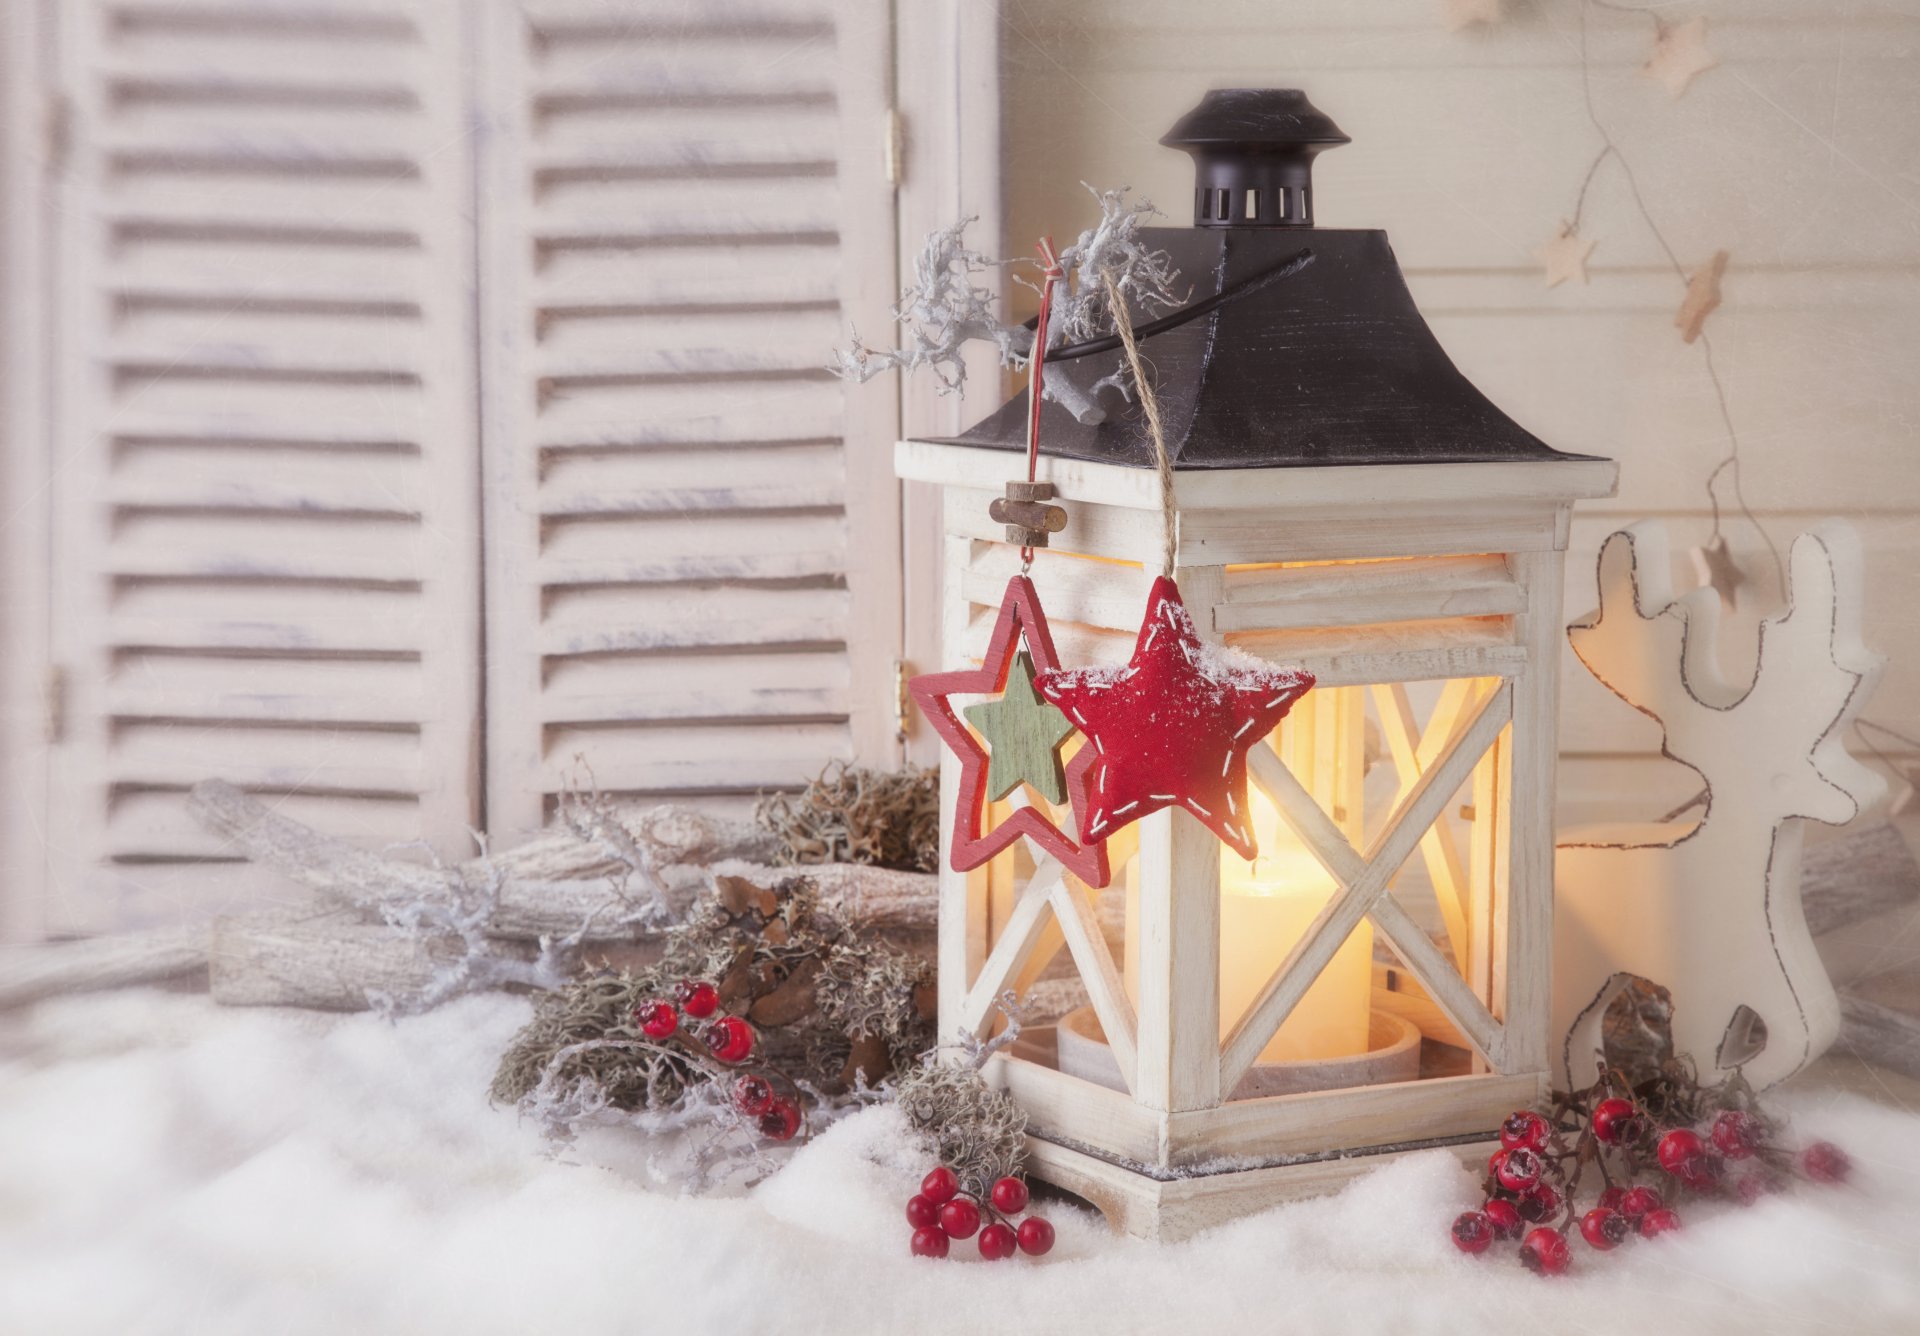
left=1035, top=576, right=1314, bottom=860
left=909, top=575, right=1111, bottom=887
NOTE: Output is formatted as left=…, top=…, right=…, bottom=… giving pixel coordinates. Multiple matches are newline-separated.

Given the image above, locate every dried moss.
left=892, top=1061, right=1028, bottom=1201
left=755, top=763, right=939, bottom=872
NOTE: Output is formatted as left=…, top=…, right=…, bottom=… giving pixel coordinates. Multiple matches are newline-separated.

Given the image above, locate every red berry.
left=674, top=979, right=720, bottom=1019
left=1451, top=1211, right=1495, bottom=1255
left=939, top=1196, right=981, bottom=1240
left=906, top=1194, right=940, bottom=1230
left=991, top=1176, right=1030, bottom=1215
left=1732, top=1171, right=1778, bottom=1207
left=1591, top=1097, right=1646, bottom=1146
left=1596, top=1186, right=1627, bottom=1213
left=733, top=1074, right=774, bottom=1116
left=1679, top=1153, right=1725, bottom=1193
left=1516, top=1182, right=1561, bottom=1223
left=1495, top=1146, right=1543, bottom=1192
left=757, top=1099, right=800, bottom=1142
left=1579, top=1208, right=1629, bottom=1251
left=1017, top=1216, right=1055, bottom=1256
left=910, top=1227, right=949, bottom=1259
left=1482, top=1198, right=1524, bottom=1239
left=1620, top=1185, right=1663, bottom=1219
left=635, top=1000, right=678, bottom=1039
left=1519, top=1227, right=1572, bottom=1276
left=921, top=1166, right=959, bottom=1204
left=1801, top=1141, right=1851, bottom=1184
left=1500, top=1110, right=1550, bottom=1151
left=1710, top=1110, right=1763, bottom=1160
left=977, top=1223, right=1017, bottom=1260
left=704, top=1016, right=755, bottom=1064
left=1657, top=1128, right=1705, bottom=1177
left=1638, top=1207, right=1682, bottom=1238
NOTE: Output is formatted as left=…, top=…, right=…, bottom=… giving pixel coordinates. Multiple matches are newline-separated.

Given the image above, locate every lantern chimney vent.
left=1161, top=88, right=1349, bottom=228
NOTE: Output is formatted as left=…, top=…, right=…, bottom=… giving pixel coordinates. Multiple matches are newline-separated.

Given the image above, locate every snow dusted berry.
left=635, top=1000, right=678, bottom=1039
left=704, top=1016, right=755, bottom=1064
left=674, top=978, right=720, bottom=1019
left=1579, top=1208, right=1629, bottom=1251
left=1678, top=1152, right=1724, bottom=1192
left=1495, top=1146, right=1543, bottom=1193
left=1591, top=1097, right=1646, bottom=1146
left=1596, top=1186, right=1628, bottom=1214
left=1519, top=1227, right=1572, bottom=1276
left=921, top=1166, right=959, bottom=1204
left=991, top=1176, right=1030, bottom=1215
left=757, top=1099, right=800, bottom=1142
left=906, top=1194, right=940, bottom=1230
left=1619, top=1185, right=1663, bottom=1220
left=1017, top=1217, right=1055, bottom=1257
left=1800, top=1141, right=1851, bottom=1184
left=1516, top=1182, right=1561, bottom=1224
left=1638, top=1207, right=1682, bottom=1238
left=938, top=1197, right=981, bottom=1240
left=1482, top=1198, right=1524, bottom=1239
left=1451, top=1211, right=1495, bottom=1255
left=1710, top=1110, right=1764, bottom=1160
left=1732, top=1171, right=1779, bottom=1207
left=1500, top=1110, right=1550, bottom=1152
left=733, top=1074, right=774, bottom=1117
left=911, top=1227, right=950, bottom=1259
left=1657, top=1128, right=1706, bottom=1177
left=977, top=1223, right=1018, bottom=1260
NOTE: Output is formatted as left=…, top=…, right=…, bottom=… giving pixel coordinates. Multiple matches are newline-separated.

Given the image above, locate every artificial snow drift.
left=2, top=991, right=1917, bottom=1335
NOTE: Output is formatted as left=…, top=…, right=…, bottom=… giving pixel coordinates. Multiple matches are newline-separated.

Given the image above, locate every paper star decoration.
left=910, top=575, right=1109, bottom=886
left=1444, top=0, right=1501, bottom=32
left=1035, top=577, right=1314, bottom=860
left=1537, top=221, right=1596, bottom=289
left=1676, top=249, right=1728, bottom=343
left=963, top=650, right=1074, bottom=804
left=1690, top=534, right=1749, bottom=610
left=1643, top=17, right=1718, bottom=100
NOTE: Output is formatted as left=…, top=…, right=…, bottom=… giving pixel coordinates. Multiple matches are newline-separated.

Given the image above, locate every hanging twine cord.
left=1019, top=239, right=1066, bottom=572
left=1102, top=272, right=1177, bottom=579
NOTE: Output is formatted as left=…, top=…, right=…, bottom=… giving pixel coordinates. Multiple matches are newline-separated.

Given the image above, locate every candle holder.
left=895, top=90, right=1617, bottom=1240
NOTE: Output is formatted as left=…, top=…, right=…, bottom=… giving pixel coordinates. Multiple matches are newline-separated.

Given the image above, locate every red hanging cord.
left=1021, top=238, right=1064, bottom=569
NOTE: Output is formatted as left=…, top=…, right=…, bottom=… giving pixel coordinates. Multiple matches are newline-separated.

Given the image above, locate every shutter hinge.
left=883, top=106, right=904, bottom=188
left=45, top=665, right=67, bottom=743
left=44, top=92, right=71, bottom=174
left=893, top=658, right=913, bottom=741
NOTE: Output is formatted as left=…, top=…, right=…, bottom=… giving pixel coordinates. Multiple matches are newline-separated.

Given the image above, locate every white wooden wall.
left=993, top=0, right=1919, bottom=824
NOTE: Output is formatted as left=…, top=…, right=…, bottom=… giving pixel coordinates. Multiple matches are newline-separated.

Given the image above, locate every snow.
left=4, top=990, right=1919, bottom=1335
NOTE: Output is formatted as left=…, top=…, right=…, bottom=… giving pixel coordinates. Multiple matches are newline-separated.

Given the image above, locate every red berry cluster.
left=1451, top=1072, right=1850, bottom=1277
left=631, top=978, right=803, bottom=1143
left=906, top=1166, right=1055, bottom=1262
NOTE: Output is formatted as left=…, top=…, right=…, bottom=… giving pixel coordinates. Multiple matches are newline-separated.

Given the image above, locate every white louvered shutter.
left=475, top=0, right=904, bottom=839
left=44, top=1, right=484, bottom=931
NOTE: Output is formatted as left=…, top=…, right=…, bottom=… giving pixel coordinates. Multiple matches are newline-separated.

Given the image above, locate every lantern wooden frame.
left=898, top=439, right=1618, bottom=1240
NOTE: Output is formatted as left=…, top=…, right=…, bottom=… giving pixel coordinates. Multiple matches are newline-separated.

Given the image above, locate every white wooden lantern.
left=894, top=90, right=1618, bottom=1240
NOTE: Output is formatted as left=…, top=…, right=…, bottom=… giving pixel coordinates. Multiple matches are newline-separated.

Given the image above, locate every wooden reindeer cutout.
left=1553, top=521, right=1884, bottom=1090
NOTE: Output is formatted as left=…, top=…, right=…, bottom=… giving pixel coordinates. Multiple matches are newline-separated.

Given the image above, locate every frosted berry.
left=1596, top=1186, right=1628, bottom=1213
left=977, top=1222, right=1017, bottom=1260
left=991, top=1176, right=1030, bottom=1215
left=1591, top=1097, right=1646, bottom=1146
left=1619, top=1185, right=1663, bottom=1219
left=1500, top=1110, right=1550, bottom=1152
left=939, top=1196, right=981, bottom=1240
left=921, top=1166, right=959, bottom=1204
left=1495, top=1146, right=1543, bottom=1193
left=1732, top=1171, right=1778, bottom=1207
left=635, top=1000, right=678, bottom=1039
left=911, top=1227, right=950, bottom=1259
left=1657, top=1128, right=1706, bottom=1177
left=1638, top=1207, right=1682, bottom=1238
left=733, top=1074, right=774, bottom=1116
left=1801, top=1141, right=1851, bottom=1184
left=1579, top=1208, right=1629, bottom=1251
left=1482, top=1198, right=1524, bottom=1239
left=757, top=1099, right=800, bottom=1142
left=1451, top=1211, right=1494, bottom=1255
left=1017, top=1216, right=1055, bottom=1256
left=1710, top=1109, right=1763, bottom=1159
left=1519, top=1227, right=1572, bottom=1276
left=906, top=1194, right=940, bottom=1230
left=704, top=1016, right=755, bottom=1064
left=1516, top=1182, right=1561, bottom=1224
left=1678, top=1153, right=1724, bottom=1192
left=674, top=978, right=720, bottom=1019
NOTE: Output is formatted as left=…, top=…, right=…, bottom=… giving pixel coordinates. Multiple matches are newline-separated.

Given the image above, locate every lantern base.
left=1024, top=1132, right=1498, bottom=1243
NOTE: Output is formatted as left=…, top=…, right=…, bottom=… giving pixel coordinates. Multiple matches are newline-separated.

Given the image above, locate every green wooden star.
left=963, top=650, right=1076, bottom=804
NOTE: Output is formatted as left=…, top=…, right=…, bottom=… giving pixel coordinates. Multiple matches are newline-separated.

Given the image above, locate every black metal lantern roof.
left=938, top=89, right=1601, bottom=471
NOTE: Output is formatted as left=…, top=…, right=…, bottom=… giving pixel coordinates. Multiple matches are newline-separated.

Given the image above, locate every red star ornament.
left=1035, top=577, right=1314, bottom=860
left=909, top=575, right=1111, bottom=887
